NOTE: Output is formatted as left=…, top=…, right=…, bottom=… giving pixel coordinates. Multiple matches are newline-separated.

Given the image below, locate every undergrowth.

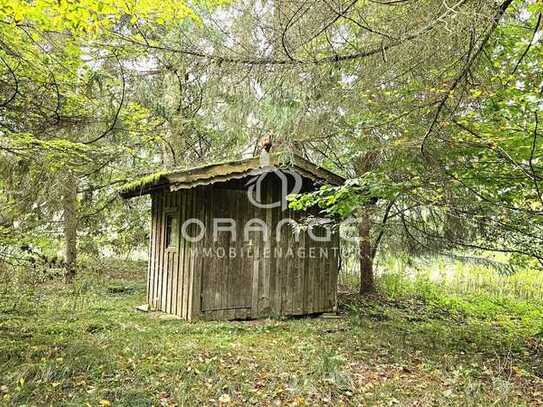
left=0, top=258, right=542, bottom=406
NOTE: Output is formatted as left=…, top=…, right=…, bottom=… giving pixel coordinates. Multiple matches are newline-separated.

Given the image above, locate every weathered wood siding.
left=147, top=181, right=339, bottom=321
left=148, top=188, right=206, bottom=319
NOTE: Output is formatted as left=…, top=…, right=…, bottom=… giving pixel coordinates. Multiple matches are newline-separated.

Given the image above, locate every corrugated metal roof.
left=119, top=152, right=345, bottom=199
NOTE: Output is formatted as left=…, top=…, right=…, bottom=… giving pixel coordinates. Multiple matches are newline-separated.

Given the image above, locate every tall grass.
left=340, top=254, right=543, bottom=302
left=338, top=255, right=543, bottom=337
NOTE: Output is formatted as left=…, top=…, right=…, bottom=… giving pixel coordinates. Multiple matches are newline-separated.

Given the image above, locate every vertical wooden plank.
left=163, top=193, right=168, bottom=313
left=219, top=189, right=230, bottom=320
left=302, top=227, right=309, bottom=314
left=214, top=189, right=223, bottom=319
left=168, top=191, right=179, bottom=314
left=331, top=231, right=339, bottom=311
left=320, top=232, right=326, bottom=312
left=314, top=227, right=322, bottom=313
left=327, top=230, right=335, bottom=312
left=311, top=226, right=319, bottom=314
left=182, top=189, right=193, bottom=319
left=279, top=209, right=292, bottom=315
left=168, top=192, right=174, bottom=314
left=213, top=188, right=220, bottom=318
left=188, top=187, right=201, bottom=320
left=171, top=191, right=179, bottom=316
left=260, top=182, right=272, bottom=316
left=219, top=190, right=227, bottom=320
left=177, top=190, right=187, bottom=318
left=189, top=188, right=198, bottom=320
left=326, top=230, right=336, bottom=312
left=251, top=193, right=260, bottom=318
left=184, top=188, right=193, bottom=320
left=326, top=231, right=333, bottom=312
left=311, top=231, right=323, bottom=312
left=162, top=192, right=170, bottom=313
left=146, top=197, right=152, bottom=307
left=176, top=190, right=182, bottom=317
left=235, top=189, right=244, bottom=320
left=232, top=190, right=241, bottom=320
left=326, top=228, right=334, bottom=311
left=223, top=190, right=234, bottom=320
left=303, top=227, right=313, bottom=314
left=158, top=191, right=165, bottom=310
left=259, top=201, right=268, bottom=317
left=151, top=193, right=158, bottom=309
left=293, top=211, right=304, bottom=315
left=190, top=186, right=205, bottom=320
left=201, top=187, right=215, bottom=319
left=147, top=194, right=154, bottom=308
left=223, top=189, right=234, bottom=320
left=245, top=190, right=252, bottom=320
left=234, top=189, right=243, bottom=320
left=235, top=189, right=249, bottom=320
left=163, top=191, right=171, bottom=312
left=189, top=188, right=196, bottom=319
left=312, top=230, right=319, bottom=314
left=169, top=193, right=175, bottom=315
left=206, top=188, right=216, bottom=318
left=288, top=209, right=297, bottom=315
left=164, top=252, right=169, bottom=314
left=168, top=253, right=174, bottom=314
left=271, top=189, right=281, bottom=317
left=145, top=194, right=156, bottom=308
left=180, top=189, right=189, bottom=319
left=161, top=192, right=166, bottom=312
left=289, top=212, right=295, bottom=314
left=156, top=191, right=164, bottom=311
left=166, top=191, right=172, bottom=312
left=308, top=226, right=316, bottom=313
left=320, top=233, right=327, bottom=313
left=244, top=192, right=251, bottom=317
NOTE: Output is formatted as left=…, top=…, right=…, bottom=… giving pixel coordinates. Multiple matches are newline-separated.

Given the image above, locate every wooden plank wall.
left=147, top=188, right=207, bottom=320
left=273, top=208, right=339, bottom=317
left=147, top=182, right=339, bottom=321
left=148, top=190, right=174, bottom=313
left=196, top=183, right=339, bottom=320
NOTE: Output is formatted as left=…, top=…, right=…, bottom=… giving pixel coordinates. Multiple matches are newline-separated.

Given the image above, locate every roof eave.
left=119, top=153, right=345, bottom=199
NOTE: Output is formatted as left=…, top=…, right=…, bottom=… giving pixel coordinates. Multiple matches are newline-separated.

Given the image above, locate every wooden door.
left=200, top=189, right=253, bottom=319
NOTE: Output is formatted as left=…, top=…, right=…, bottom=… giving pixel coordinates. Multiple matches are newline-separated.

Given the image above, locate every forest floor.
left=1, top=260, right=543, bottom=406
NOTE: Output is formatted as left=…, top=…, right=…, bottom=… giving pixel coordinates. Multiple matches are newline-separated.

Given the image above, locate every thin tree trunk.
left=353, top=151, right=379, bottom=294
left=359, top=210, right=375, bottom=294
left=63, top=172, right=78, bottom=283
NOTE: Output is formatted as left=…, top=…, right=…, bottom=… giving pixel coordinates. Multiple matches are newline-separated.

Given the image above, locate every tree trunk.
left=63, top=172, right=78, bottom=283
left=359, top=211, right=375, bottom=294
left=353, top=152, right=378, bottom=294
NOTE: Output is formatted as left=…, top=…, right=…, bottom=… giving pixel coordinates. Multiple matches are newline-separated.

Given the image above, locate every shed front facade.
left=121, top=153, right=344, bottom=320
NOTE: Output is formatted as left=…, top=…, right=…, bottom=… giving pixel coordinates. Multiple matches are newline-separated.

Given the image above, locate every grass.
left=1, top=259, right=543, bottom=406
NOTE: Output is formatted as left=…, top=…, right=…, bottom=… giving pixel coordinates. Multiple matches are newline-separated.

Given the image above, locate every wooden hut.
left=120, top=153, right=344, bottom=320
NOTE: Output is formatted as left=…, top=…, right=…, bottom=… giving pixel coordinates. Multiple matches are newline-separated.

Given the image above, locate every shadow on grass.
left=340, top=292, right=543, bottom=378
